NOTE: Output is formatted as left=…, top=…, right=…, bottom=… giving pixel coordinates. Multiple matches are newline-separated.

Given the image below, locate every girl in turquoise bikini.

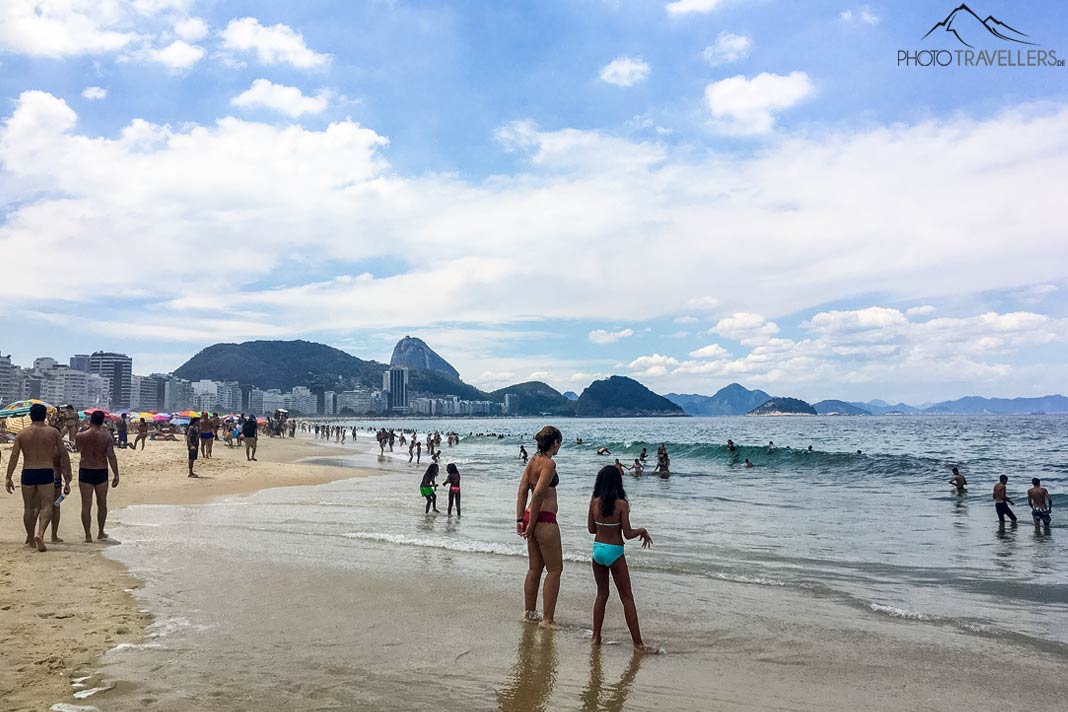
left=587, top=465, right=657, bottom=653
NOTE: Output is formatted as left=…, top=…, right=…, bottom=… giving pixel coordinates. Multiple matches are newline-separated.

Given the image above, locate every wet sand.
left=5, top=433, right=1068, bottom=711
left=0, top=435, right=367, bottom=712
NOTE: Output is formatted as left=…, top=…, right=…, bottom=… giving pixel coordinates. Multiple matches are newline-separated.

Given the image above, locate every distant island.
left=747, top=397, right=817, bottom=416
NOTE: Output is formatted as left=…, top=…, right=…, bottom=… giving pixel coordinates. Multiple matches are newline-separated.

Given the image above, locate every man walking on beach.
left=993, top=475, right=1017, bottom=525
left=1028, top=478, right=1052, bottom=527
left=4, top=403, right=72, bottom=551
left=60, top=404, right=80, bottom=447
left=243, top=414, right=258, bottom=461
left=117, top=413, right=130, bottom=449
left=186, top=417, right=200, bottom=478
left=133, top=417, right=149, bottom=450
left=76, top=410, right=120, bottom=542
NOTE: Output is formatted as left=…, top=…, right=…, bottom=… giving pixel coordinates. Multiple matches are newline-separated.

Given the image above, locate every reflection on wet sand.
left=579, top=648, right=643, bottom=712
left=497, top=624, right=558, bottom=712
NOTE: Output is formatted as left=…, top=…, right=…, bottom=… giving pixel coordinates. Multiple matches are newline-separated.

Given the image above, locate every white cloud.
left=673, top=316, right=699, bottom=324
left=710, top=313, right=780, bottom=343
left=689, top=343, right=729, bottom=359
left=1, top=91, right=1067, bottom=400
left=588, top=328, right=635, bottom=344
left=840, top=6, right=880, bottom=27
left=906, top=305, right=936, bottom=317
left=147, top=39, right=204, bottom=69
left=702, top=31, right=751, bottom=65
left=628, top=354, right=679, bottom=377
left=627, top=307, right=1068, bottom=399
left=0, top=1, right=138, bottom=57
left=599, top=56, right=650, bottom=87
left=527, top=371, right=551, bottom=381
left=220, top=17, right=329, bottom=69
left=666, top=0, right=728, bottom=16
left=705, top=71, right=813, bottom=135
left=174, top=16, right=208, bottom=42
left=231, top=79, right=331, bottom=118
left=81, top=86, right=107, bottom=101
left=685, top=296, right=720, bottom=311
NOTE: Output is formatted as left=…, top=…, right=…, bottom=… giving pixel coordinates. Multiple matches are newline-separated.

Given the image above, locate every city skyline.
left=1, top=2, right=1065, bottom=402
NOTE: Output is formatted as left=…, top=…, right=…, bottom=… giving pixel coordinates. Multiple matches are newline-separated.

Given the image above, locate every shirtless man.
left=4, top=404, right=72, bottom=551
left=186, top=418, right=201, bottom=477
left=75, top=410, right=120, bottom=542
left=60, top=404, right=80, bottom=446
left=1027, top=478, right=1052, bottom=526
left=949, top=466, right=968, bottom=493
left=133, top=417, right=149, bottom=450
left=992, top=475, right=1017, bottom=524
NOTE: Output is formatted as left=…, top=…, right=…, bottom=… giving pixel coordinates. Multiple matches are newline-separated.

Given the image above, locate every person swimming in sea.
left=587, top=465, right=657, bottom=653
left=639, top=447, right=647, bottom=462
left=1027, top=478, right=1052, bottom=527
left=726, top=439, right=736, bottom=453
left=444, top=463, right=461, bottom=517
left=744, top=458, right=755, bottom=468
left=520, top=445, right=529, bottom=464
left=628, top=459, right=644, bottom=477
left=597, top=447, right=611, bottom=456
left=420, top=463, right=440, bottom=514
left=949, top=467, right=967, bottom=493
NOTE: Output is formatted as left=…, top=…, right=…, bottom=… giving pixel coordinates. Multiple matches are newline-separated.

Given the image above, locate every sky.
left=1, top=0, right=1066, bottom=404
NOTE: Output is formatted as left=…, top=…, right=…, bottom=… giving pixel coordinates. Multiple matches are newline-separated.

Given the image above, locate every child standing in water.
left=444, top=463, right=462, bottom=517
left=587, top=465, right=657, bottom=653
left=419, top=464, right=440, bottom=513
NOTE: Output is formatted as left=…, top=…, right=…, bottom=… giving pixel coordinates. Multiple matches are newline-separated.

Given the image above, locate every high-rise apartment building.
left=88, top=352, right=133, bottom=409
left=383, top=367, right=409, bottom=412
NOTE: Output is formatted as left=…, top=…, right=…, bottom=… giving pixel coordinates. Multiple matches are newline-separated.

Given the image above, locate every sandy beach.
left=4, top=426, right=1067, bottom=711
left=0, top=435, right=367, bottom=712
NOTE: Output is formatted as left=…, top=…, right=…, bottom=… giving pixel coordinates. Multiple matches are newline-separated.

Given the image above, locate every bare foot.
left=51, top=536, right=64, bottom=543
left=34, top=536, right=47, bottom=552
left=188, top=473, right=199, bottom=478
left=85, top=535, right=93, bottom=543
left=25, top=539, right=35, bottom=548
left=538, top=619, right=559, bottom=630
left=98, top=532, right=109, bottom=540
left=523, top=610, right=542, bottom=623
left=634, top=643, right=661, bottom=655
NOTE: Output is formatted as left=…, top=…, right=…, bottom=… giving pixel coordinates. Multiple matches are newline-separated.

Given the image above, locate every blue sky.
left=1, top=0, right=1066, bottom=402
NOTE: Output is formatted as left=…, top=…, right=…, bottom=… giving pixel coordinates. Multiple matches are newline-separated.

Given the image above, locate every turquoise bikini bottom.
left=592, top=542, right=625, bottom=567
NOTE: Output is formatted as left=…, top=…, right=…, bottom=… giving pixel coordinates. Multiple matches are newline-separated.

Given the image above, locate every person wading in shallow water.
left=516, top=425, right=564, bottom=629
left=587, top=465, right=657, bottom=653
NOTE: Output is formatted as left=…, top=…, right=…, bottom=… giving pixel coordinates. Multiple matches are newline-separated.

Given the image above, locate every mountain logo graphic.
left=922, top=4, right=1038, bottom=48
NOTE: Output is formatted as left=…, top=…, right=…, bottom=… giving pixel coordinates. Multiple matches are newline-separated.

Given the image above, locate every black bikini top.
left=528, top=458, right=559, bottom=490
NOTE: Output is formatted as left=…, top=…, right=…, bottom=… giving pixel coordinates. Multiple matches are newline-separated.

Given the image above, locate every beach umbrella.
left=171, top=417, right=190, bottom=426
left=256, top=417, right=267, bottom=424
left=0, top=399, right=57, bottom=434
left=137, top=412, right=155, bottom=420
left=178, top=410, right=201, bottom=418
left=153, top=413, right=172, bottom=422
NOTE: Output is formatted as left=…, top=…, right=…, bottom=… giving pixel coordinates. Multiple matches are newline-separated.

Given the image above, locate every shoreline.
left=0, top=435, right=376, bottom=711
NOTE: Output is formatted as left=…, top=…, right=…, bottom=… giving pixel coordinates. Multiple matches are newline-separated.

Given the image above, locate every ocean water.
left=88, top=415, right=1068, bottom=711
left=319, top=415, right=1067, bottom=647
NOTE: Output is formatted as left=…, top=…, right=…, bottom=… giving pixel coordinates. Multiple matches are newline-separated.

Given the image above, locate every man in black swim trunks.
left=4, top=403, right=71, bottom=551
left=993, top=475, right=1017, bottom=525
left=75, top=410, right=120, bottom=542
